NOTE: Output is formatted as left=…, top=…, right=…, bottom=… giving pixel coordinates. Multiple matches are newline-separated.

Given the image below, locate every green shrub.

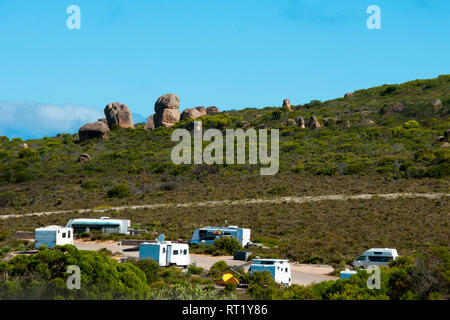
left=224, top=282, right=237, bottom=292
left=107, top=184, right=131, bottom=198
left=187, top=263, right=204, bottom=275
left=344, top=162, right=367, bottom=175
left=134, top=258, right=161, bottom=284
left=1, top=246, right=11, bottom=254
left=214, top=237, right=241, bottom=255
left=81, top=179, right=100, bottom=189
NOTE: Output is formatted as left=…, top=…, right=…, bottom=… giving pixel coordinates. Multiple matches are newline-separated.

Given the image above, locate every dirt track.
left=1, top=192, right=447, bottom=220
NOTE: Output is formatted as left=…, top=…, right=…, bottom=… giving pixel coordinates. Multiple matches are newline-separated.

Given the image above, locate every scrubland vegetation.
left=0, top=245, right=448, bottom=300
left=0, top=75, right=449, bottom=299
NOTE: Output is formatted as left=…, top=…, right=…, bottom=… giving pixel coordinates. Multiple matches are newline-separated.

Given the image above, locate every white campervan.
left=353, top=248, right=399, bottom=269
left=249, top=259, right=291, bottom=286
left=139, top=241, right=190, bottom=267
left=35, top=226, right=74, bottom=248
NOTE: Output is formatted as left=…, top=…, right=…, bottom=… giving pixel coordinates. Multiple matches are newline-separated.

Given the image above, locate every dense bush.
left=107, top=184, right=131, bottom=199
left=0, top=245, right=150, bottom=299
left=214, top=237, right=241, bottom=255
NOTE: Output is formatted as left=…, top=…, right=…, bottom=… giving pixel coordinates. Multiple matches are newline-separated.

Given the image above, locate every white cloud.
left=0, top=101, right=104, bottom=140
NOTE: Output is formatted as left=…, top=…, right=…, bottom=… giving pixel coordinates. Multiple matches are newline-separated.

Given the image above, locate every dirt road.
left=1, top=192, right=447, bottom=220
left=73, top=240, right=336, bottom=286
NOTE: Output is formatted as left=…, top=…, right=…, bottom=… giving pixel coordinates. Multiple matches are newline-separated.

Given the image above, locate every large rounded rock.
left=104, top=102, right=134, bottom=129
left=297, top=116, right=306, bottom=128
left=79, top=121, right=110, bottom=141
left=282, top=99, right=292, bottom=111
left=307, top=116, right=322, bottom=129
left=181, top=108, right=202, bottom=121
left=206, top=106, right=220, bottom=115
left=155, top=94, right=180, bottom=113
left=153, top=94, right=181, bottom=128
left=154, top=108, right=180, bottom=128
left=195, top=106, right=207, bottom=116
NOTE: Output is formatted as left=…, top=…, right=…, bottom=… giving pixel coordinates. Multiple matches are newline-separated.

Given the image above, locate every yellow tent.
left=218, top=273, right=239, bottom=285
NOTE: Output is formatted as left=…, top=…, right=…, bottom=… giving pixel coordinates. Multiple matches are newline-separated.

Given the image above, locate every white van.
left=35, top=226, right=74, bottom=248
left=353, top=248, right=399, bottom=269
left=249, top=259, right=291, bottom=286
left=139, top=241, right=190, bottom=267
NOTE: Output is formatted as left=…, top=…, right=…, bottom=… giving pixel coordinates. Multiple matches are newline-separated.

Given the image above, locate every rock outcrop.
left=282, top=99, right=292, bottom=112
left=18, top=143, right=29, bottom=149
left=154, top=94, right=180, bottom=128
left=206, top=106, right=220, bottom=115
left=144, top=115, right=155, bottom=132
left=297, top=117, right=306, bottom=128
left=79, top=121, right=110, bottom=141
left=431, top=99, right=442, bottom=108
left=181, top=108, right=202, bottom=121
left=78, top=153, right=91, bottom=163
left=104, top=102, right=134, bottom=129
left=195, top=106, right=207, bottom=116
left=361, top=119, right=375, bottom=126
left=287, top=118, right=296, bottom=126
left=307, top=116, right=322, bottom=129
left=344, top=93, right=353, bottom=98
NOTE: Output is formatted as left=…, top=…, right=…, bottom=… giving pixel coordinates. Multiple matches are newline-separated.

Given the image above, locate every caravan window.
left=183, top=249, right=187, bottom=255
left=368, top=256, right=392, bottom=262
left=356, top=256, right=367, bottom=261
left=62, top=233, right=66, bottom=238
left=68, top=231, right=71, bottom=238
left=162, top=248, right=166, bottom=253
left=173, top=250, right=179, bottom=255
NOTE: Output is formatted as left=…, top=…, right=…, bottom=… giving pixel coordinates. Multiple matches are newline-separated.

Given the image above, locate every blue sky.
left=0, top=0, right=449, bottom=139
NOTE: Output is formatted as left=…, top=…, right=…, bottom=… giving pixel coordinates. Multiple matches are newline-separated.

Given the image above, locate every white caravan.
left=353, top=248, right=399, bottom=269
left=66, top=217, right=130, bottom=235
left=249, top=259, right=291, bottom=286
left=189, top=226, right=251, bottom=247
left=35, top=226, right=73, bottom=248
left=139, top=241, right=190, bottom=267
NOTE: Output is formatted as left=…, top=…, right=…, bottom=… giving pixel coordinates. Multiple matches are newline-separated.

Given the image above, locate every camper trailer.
left=249, top=259, right=291, bottom=286
left=66, top=217, right=130, bottom=235
left=139, top=241, right=190, bottom=267
left=189, top=226, right=251, bottom=247
left=35, top=226, right=73, bottom=248
left=353, top=248, right=399, bottom=269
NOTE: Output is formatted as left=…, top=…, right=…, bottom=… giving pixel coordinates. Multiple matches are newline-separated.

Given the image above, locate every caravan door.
left=160, top=244, right=168, bottom=267
left=166, top=244, right=172, bottom=266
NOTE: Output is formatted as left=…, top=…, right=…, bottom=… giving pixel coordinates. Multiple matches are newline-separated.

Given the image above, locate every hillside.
left=0, top=75, right=449, bottom=265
